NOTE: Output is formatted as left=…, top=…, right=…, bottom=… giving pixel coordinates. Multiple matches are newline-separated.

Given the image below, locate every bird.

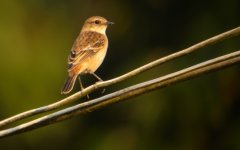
left=61, top=16, right=113, bottom=94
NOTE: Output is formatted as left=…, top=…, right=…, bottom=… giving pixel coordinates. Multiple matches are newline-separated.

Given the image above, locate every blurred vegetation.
left=0, top=0, right=239, bottom=150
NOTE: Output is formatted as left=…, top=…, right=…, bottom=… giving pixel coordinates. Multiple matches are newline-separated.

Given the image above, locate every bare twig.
left=0, top=50, right=239, bottom=138
left=0, top=27, right=239, bottom=128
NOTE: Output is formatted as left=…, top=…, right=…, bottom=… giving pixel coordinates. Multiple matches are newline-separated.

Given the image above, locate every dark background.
left=0, top=0, right=239, bottom=149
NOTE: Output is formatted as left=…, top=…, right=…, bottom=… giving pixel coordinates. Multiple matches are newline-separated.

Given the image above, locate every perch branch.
left=0, top=27, right=239, bottom=128
left=0, top=50, right=239, bottom=138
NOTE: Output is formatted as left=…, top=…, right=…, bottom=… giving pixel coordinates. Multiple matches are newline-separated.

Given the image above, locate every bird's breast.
left=86, top=39, right=108, bottom=73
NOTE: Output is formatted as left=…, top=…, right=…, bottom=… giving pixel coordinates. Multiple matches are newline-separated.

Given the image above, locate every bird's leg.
left=91, top=73, right=105, bottom=93
left=91, top=73, right=103, bottom=81
left=78, top=76, right=89, bottom=99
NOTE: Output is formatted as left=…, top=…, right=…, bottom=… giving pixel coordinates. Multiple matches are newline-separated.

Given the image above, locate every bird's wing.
left=67, top=31, right=106, bottom=70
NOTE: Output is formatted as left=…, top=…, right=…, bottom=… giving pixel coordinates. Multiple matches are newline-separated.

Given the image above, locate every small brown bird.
left=61, top=16, right=113, bottom=94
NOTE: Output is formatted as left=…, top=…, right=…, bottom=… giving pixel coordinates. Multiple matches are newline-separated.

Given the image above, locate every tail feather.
left=61, top=75, right=77, bottom=94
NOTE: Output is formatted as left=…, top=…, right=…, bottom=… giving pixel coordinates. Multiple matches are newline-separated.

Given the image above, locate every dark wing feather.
left=67, top=31, right=105, bottom=70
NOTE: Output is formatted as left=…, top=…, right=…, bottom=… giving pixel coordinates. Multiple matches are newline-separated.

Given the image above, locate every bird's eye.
left=94, top=20, right=101, bottom=24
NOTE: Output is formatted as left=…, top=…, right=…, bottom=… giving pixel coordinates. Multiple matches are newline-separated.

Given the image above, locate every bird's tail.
left=61, top=74, right=77, bottom=94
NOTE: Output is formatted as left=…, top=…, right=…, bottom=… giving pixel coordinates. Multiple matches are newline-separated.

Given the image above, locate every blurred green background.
left=0, top=0, right=240, bottom=149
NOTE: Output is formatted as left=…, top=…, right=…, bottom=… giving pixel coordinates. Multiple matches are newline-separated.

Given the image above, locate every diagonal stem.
left=0, top=50, right=239, bottom=138
left=0, top=27, right=239, bottom=129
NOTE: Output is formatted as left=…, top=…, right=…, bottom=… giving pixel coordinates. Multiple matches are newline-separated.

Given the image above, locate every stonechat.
left=61, top=16, right=113, bottom=94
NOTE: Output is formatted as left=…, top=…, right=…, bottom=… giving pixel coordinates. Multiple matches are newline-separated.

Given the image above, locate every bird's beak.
left=106, top=21, right=114, bottom=25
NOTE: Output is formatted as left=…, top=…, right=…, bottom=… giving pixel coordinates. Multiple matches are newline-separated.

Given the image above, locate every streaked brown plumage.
left=61, top=16, right=113, bottom=94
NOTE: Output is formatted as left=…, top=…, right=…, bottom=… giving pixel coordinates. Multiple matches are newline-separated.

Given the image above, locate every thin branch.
left=0, top=27, right=239, bottom=128
left=0, top=50, right=239, bottom=138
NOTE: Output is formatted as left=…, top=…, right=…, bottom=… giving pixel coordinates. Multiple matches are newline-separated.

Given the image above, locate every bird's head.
left=82, top=16, right=114, bottom=34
